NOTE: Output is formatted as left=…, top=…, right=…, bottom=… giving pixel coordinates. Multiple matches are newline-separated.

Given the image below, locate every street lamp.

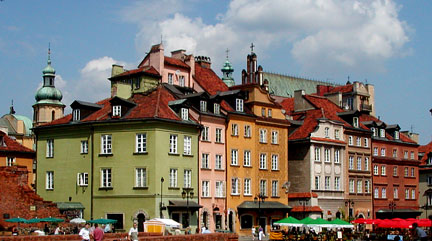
left=182, top=187, right=194, bottom=228
left=254, top=193, right=266, bottom=230
left=389, top=201, right=396, bottom=218
left=160, top=177, right=165, bottom=218
left=345, top=199, right=355, bottom=221
left=299, top=198, right=310, bottom=219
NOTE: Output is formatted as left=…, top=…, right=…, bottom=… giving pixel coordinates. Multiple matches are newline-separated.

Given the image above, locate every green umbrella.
left=300, top=217, right=315, bottom=224
left=274, top=216, right=303, bottom=227
left=26, top=218, right=42, bottom=224
left=305, top=218, right=333, bottom=228
left=87, top=218, right=117, bottom=224
left=5, top=217, right=27, bottom=223
left=40, top=217, right=64, bottom=223
left=329, top=218, right=354, bottom=228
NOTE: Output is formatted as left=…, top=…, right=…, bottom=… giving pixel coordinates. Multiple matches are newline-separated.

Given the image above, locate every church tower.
left=221, top=49, right=235, bottom=87
left=33, top=47, right=65, bottom=126
left=241, top=43, right=263, bottom=86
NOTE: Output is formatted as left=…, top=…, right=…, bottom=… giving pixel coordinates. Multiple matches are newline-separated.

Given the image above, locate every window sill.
left=168, top=187, right=180, bottom=190
left=215, top=141, right=224, bottom=145
left=201, top=167, right=211, bottom=170
left=99, top=187, right=113, bottom=191
left=201, top=140, right=211, bottom=143
left=99, top=153, right=113, bottom=157
left=133, top=186, right=149, bottom=190
left=215, top=196, right=226, bottom=199
left=201, top=196, right=211, bottom=199
left=271, top=196, right=280, bottom=198
left=46, top=189, right=54, bottom=191
left=244, top=136, right=251, bottom=139
left=259, top=142, right=268, bottom=144
left=243, top=165, right=252, bottom=168
left=133, top=152, right=148, bottom=155
left=182, top=154, right=194, bottom=157
left=168, top=153, right=180, bottom=156
left=231, top=194, right=240, bottom=196
left=231, top=135, right=239, bottom=137
left=78, top=185, right=88, bottom=187
left=271, top=169, right=280, bottom=172
left=80, top=153, right=88, bottom=155
left=230, top=164, right=240, bottom=167
left=271, top=143, right=279, bottom=145
left=259, top=168, right=268, bottom=171
left=243, top=194, right=252, bottom=197
left=214, top=168, right=225, bottom=171
left=46, top=156, right=54, bottom=159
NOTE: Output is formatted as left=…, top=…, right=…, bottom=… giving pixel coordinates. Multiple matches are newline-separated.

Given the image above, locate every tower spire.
left=221, top=48, right=235, bottom=87
left=48, top=42, right=51, bottom=65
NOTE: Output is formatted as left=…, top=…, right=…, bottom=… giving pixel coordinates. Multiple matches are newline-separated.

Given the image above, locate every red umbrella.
left=416, top=219, right=432, bottom=227
left=352, top=218, right=367, bottom=224
left=378, top=220, right=411, bottom=229
left=368, top=219, right=382, bottom=225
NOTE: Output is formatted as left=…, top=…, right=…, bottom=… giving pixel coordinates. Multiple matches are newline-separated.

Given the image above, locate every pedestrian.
left=128, top=222, right=139, bottom=241
left=252, top=226, right=256, bottom=240
left=92, top=223, right=104, bottom=241
left=258, top=226, right=265, bottom=241
left=43, top=224, right=49, bottom=234
left=412, top=222, right=428, bottom=241
left=79, top=223, right=90, bottom=241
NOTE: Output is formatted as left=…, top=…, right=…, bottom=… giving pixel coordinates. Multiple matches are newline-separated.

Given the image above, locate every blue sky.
left=0, top=0, right=430, bottom=144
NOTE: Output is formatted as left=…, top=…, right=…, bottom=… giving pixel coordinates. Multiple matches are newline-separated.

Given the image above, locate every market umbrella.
left=87, top=218, right=117, bottom=224
left=149, top=218, right=181, bottom=228
left=330, top=219, right=354, bottom=228
left=368, top=219, right=382, bottom=225
left=5, top=217, right=27, bottom=223
left=70, top=218, right=87, bottom=224
left=351, top=218, right=367, bottom=224
left=274, top=216, right=303, bottom=227
left=378, top=220, right=410, bottom=229
left=305, top=218, right=333, bottom=228
left=25, top=218, right=42, bottom=224
left=415, top=219, right=432, bottom=227
left=40, top=217, right=64, bottom=223
left=300, top=217, right=315, bottom=225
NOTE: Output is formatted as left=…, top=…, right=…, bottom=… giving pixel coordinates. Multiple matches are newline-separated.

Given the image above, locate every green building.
left=34, top=82, right=201, bottom=232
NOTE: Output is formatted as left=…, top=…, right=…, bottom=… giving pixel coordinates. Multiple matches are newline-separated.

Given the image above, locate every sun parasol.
left=274, top=216, right=303, bottom=227
left=70, top=218, right=87, bottom=224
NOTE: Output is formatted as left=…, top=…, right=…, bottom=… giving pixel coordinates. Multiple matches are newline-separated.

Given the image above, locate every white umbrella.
left=149, top=218, right=181, bottom=228
left=70, top=218, right=87, bottom=224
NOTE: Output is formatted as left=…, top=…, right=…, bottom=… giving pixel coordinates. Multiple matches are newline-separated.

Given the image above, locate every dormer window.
left=380, top=129, right=385, bottom=138
left=214, top=103, right=220, bottom=115
left=236, top=99, right=244, bottom=112
left=394, top=131, right=399, bottom=140
left=261, top=108, right=266, bottom=117
left=268, top=109, right=272, bottom=118
left=200, top=101, right=207, bottom=112
left=73, top=109, right=80, bottom=121
left=353, top=117, right=359, bottom=128
left=371, top=127, right=376, bottom=137
left=324, top=127, right=329, bottom=138
left=113, top=105, right=121, bottom=117
left=179, top=76, right=185, bottom=87
left=181, top=108, right=189, bottom=120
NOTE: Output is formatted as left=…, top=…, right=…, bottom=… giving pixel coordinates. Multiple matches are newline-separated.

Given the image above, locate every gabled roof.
left=420, top=141, right=432, bottom=165
left=194, top=63, right=229, bottom=95
left=70, top=100, right=103, bottom=110
left=164, top=56, right=190, bottom=69
left=319, top=84, right=353, bottom=95
left=109, top=66, right=160, bottom=79
left=0, top=131, right=35, bottom=154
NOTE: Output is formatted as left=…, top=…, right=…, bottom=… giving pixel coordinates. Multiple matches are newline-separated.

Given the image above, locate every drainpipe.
left=90, top=126, right=95, bottom=219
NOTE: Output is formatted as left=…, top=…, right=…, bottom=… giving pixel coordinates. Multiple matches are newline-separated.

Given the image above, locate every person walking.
left=258, top=226, right=265, bottom=241
left=412, top=222, right=428, bottom=241
left=252, top=226, right=256, bottom=240
left=92, top=223, right=104, bottom=241
left=79, top=223, right=90, bottom=241
left=128, top=222, right=139, bottom=241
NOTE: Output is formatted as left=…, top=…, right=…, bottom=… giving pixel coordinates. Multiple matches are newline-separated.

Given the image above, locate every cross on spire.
left=225, top=48, right=230, bottom=60
left=250, top=42, right=255, bottom=53
left=48, top=42, right=51, bottom=64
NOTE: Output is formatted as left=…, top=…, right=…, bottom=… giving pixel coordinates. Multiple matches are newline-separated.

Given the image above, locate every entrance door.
left=228, top=211, right=234, bottom=232
left=202, top=211, right=208, bottom=229
left=215, top=214, right=222, bottom=230
left=259, top=217, right=266, bottom=233
left=137, top=213, right=145, bottom=232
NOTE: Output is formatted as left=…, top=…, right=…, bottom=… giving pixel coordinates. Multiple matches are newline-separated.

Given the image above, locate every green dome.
left=42, top=59, right=56, bottom=76
left=222, top=60, right=233, bottom=71
left=35, top=86, right=63, bottom=102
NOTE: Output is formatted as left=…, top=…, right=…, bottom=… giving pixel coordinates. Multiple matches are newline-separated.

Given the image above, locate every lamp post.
left=254, top=193, right=266, bottom=230
left=182, top=187, right=194, bottom=228
left=345, top=199, right=355, bottom=221
left=160, top=177, right=164, bottom=218
left=389, top=201, right=396, bottom=218
left=299, top=198, right=310, bottom=219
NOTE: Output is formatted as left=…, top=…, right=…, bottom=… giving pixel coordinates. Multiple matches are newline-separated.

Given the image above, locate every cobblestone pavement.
left=238, top=235, right=269, bottom=241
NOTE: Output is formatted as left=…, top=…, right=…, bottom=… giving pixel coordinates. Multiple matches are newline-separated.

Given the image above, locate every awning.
left=56, top=202, right=85, bottom=210
left=167, top=200, right=202, bottom=211
left=237, top=201, right=291, bottom=211
left=376, top=209, right=422, bottom=219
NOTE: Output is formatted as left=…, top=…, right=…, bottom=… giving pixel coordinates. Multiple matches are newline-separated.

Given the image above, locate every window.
left=259, top=153, right=267, bottom=169
left=315, top=176, right=320, bottom=190
left=353, top=117, right=359, bottom=127
left=113, top=105, right=121, bottom=117
left=77, top=172, right=88, bottom=186
left=324, top=127, right=329, bottom=138
left=136, top=134, right=147, bottom=153
left=380, top=129, right=385, bottom=138
left=214, top=103, right=220, bottom=115
left=428, top=156, right=432, bottom=165
left=169, top=135, right=177, bottom=154
left=46, top=139, right=54, bottom=157
left=215, top=128, right=223, bottom=143
left=235, top=99, right=244, bottom=112
left=405, top=189, right=409, bottom=199
left=335, top=177, right=340, bottom=190
left=232, top=124, right=238, bottom=136
left=412, top=189, right=416, bottom=199
left=184, top=169, right=191, bottom=187
left=202, top=126, right=209, bottom=141
left=231, top=178, right=239, bottom=195
left=314, top=147, right=321, bottom=162
left=261, top=108, right=266, bottom=117
left=393, top=149, right=397, bottom=158
left=80, top=140, right=88, bottom=154
left=46, top=171, right=54, bottom=190
left=202, top=181, right=210, bottom=197
left=394, top=131, right=399, bottom=140
left=179, top=76, right=185, bottom=87
left=364, top=157, right=369, bottom=171
left=382, top=188, right=386, bottom=198
left=404, top=151, right=408, bottom=159
left=428, top=176, right=432, bottom=185
left=356, top=137, right=361, bottom=147
left=215, top=154, right=223, bottom=170
left=374, top=188, right=379, bottom=198
left=373, top=147, right=378, bottom=156
left=374, top=165, right=378, bottom=175
left=324, top=148, right=331, bottom=162
left=183, top=136, right=191, bottom=155
left=325, top=176, right=330, bottom=190
left=334, top=149, right=340, bottom=164
left=268, top=109, right=272, bottom=118
left=404, top=167, right=408, bottom=177
left=394, top=187, right=398, bottom=199
left=365, top=180, right=370, bottom=193
left=349, top=179, right=355, bottom=193
left=6, top=157, right=15, bottom=166
left=73, top=109, right=80, bottom=121
left=272, top=181, right=279, bottom=197
left=215, top=181, right=224, bottom=197
left=231, top=149, right=238, bottom=165
left=101, top=135, right=112, bottom=154
left=271, top=155, right=279, bottom=170
left=393, top=167, right=398, bottom=176
left=371, top=127, right=376, bottom=136
left=135, top=168, right=146, bottom=187
left=381, top=148, right=386, bottom=156
left=349, top=156, right=354, bottom=170
left=357, top=157, right=362, bottom=170
left=244, top=178, right=251, bottom=195
left=335, top=130, right=340, bottom=140
left=381, top=166, right=386, bottom=176
left=244, top=125, right=251, bottom=137
left=271, top=131, right=278, bottom=144
left=200, top=100, right=207, bottom=112
left=259, top=180, right=267, bottom=196
left=181, top=108, right=189, bottom=120
left=201, top=153, right=209, bottom=169
left=411, top=168, right=415, bottom=177
left=240, top=215, right=253, bottom=229
left=168, top=73, right=173, bottom=84
left=243, top=150, right=251, bottom=167
left=101, top=168, right=112, bottom=188
left=411, top=151, right=415, bottom=160
left=429, top=194, right=432, bottom=206
left=364, top=138, right=368, bottom=147
left=348, top=136, right=353, bottom=145
left=259, top=129, right=267, bottom=143
left=169, top=169, right=177, bottom=187
left=357, top=180, right=362, bottom=193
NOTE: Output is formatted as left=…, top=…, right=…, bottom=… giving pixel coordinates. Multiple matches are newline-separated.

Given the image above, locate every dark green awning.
left=56, top=202, right=85, bottom=210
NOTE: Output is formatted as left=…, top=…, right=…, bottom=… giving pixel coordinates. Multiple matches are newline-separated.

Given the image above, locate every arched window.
left=51, top=110, right=55, bottom=121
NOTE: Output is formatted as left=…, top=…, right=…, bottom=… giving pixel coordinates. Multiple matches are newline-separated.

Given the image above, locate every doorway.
left=228, top=211, right=234, bottom=232
left=137, top=213, right=145, bottom=232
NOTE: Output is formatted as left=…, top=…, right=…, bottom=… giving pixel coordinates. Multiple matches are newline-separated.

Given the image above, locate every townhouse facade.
left=418, top=141, right=432, bottom=219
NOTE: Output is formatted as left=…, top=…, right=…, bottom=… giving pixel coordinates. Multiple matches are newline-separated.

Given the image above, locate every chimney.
left=171, top=49, right=186, bottom=60
left=111, top=64, right=124, bottom=77
left=185, top=54, right=195, bottom=76
left=195, top=56, right=211, bottom=69
left=294, top=90, right=306, bottom=112
left=316, top=85, right=331, bottom=96
left=401, top=131, right=419, bottom=144
left=143, top=43, right=165, bottom=75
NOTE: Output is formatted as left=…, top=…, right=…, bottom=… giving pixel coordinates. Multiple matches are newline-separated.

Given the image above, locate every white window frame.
left=381, top=148, right=386, bottom=157
left=268, top=109, right=272, bottom=118
left=373, top=165, right=378, bottom=175
left=201, top=153, right=209, bottom=169
left=412, top=189, right=416, bottom=199
left=135, top=168, right=147, bottom=187
left=179, top=75, right=185, bottom=87
left=364, top=157, right=369, bottom=171
left=353, top=117, right=359, bottom=127
left=73, top=109, right=80, bottom=121
left=405, top=189, right=410, bottom=199
left=357, top=180, right=362, bottom=193
left=181, top=108, right=189, bottom=121
left=259, top=153, right=267, bottom=169
left=348, top=136, right=353, bottom=146
left=232, top=124, right=238, bottom=136
left=357, top=157, right=362, bottom=170
left=272, top=180, right=279, bottom=197
left=349, top=179, right=355, bottom=193
left=184, top=170, right=191, bottom=188
left=271, top=131, right=278, bottom=144
left=169, top=169, right=178, bottom=187
left=314, top=147, right=321, bottom=162
left=404, top=167, right=409, bottom=177
left=244, top=125, right=251, bottom=137
left=77, top=172, right=88, bottom=186
left=113, top=105, right=121, bottom=117
left=46, top=139, right=54, bottom=157
left=200, top=100, right=207, bottom=112
left=335, top=177, right=340, bottom=191
left=374, top=187, right=379, bottom=198
left=393, top=166, right=398, bottom=176
left=101, top=135, right=112, bottom=154
left=314, top=176, right=320, bottom=190
left=324, top=127, right=329, bottom=138
left=271, top=154, right=279, bottom=170
left=380, top=129, right=385, bottom=138
left=334, top=149, right=340, bottom=164
left=101, top=168, right=112, bottom=188
left=244, top=178, right=251, bottom=196
left=349, top=156, right=354, bottom=170
left=183, top=136, right=191, bottom=155
left=202, top=181, right=210, bottom=197
left=393, top=149, right=398, bottom=158
left=335, top=129, right=340, bottom=140
left=6, top=157, right=15, bottom=166
left=259, top=129, right=267, bottom=143
left=364, top=138, right=368, bottom=147
left=46, top=171, right=54, bottom=190
left=394, top=187, right=398, bottom=199
left=411, top=168, right=415, bottom=177
left=136, top=134, right=147, bottom=153
left=243, top=150, right=251, bottom=167
left=215, top=154, right=223, bottom=170
left=381, top=165, right=386, bottom=176
left=215, top=181, right=224, bottom=197
left=202, top=126, right=209, bottom=141
left=214, top=103, right=220, bottom=115
left=395, top=131, right=400, bottom=140
left=168, top=73, right=173, bottom=84
left=365, top=180, right=370, bottom=193
left=231, top=149, right=238, bottom=165
left=259, top=180, right=267, bottom=196
left=411, top=151, right=415, bottom=160
left=231, top=178, right=239, bottom=195
left=324, top=148, right=331, bottom=163
left=356, top=137, right=361, bottom=147
left=215, top=128, right=223, bottom=143
left=81, top=140, right=89, bottom=154
left=404, top=151, right=408, bottom=159
left=325, top=176, right=330, bottom=190
left=169, top=135, right=177, bottom=154
left=236, top=99, right=244, bottom=112
left=382, top=188, right=386, bottom=198
left=373, top=147, right=378, bottom=156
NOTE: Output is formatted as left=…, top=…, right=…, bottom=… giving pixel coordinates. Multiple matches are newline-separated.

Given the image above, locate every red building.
left=360, top=115, right=420, bottom=218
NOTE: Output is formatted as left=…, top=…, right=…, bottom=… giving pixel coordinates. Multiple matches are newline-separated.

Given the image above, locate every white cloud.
left=121, top=0, right=410, bottom=75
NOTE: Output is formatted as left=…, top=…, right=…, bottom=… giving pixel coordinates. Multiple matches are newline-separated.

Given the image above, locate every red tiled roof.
left=317, top=84, right=353, bottom=95
left=291, top=206, right=323, bottom=212
left=280, top=97, right=294, bottom=113
left=194, top=63, right=229, bottom=95
left=113, top=66, right=160, bottom=78
left=164, top=56, right=190, bottom=69
left=289, top=110, right=320, bottom=140
left=0, top=131, right=35, bottom=154
left=420, top=141, right=432, bottom=164
left=287, top=192, right=318, bottom=199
